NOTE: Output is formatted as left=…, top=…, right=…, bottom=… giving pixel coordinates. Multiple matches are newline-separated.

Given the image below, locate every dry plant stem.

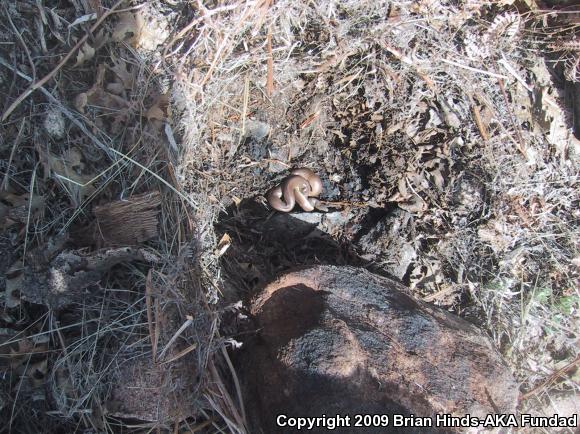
left=159, top=341, right=197, bottom=365
left=145, top=270, right=158, bottom=363
left=440, top=58, right=509, bottom=80
left=2, top=118, right=25, bottom=190
left=4, top=3, right=36, bottom=81
left=467, top=93, right=489, bottom=141
left=521, top=354, right=580, bottom=400
left=266, top=26, right=274, bottom=97
left=22, top=164, right=37, bottom=267
left=163, top=2, right=243, bottom=58
left=9, top=332, right=36, bottom=431
left=158, top=317, right=193, bottom=361
left=319, top=200, right=370, bottom=208
left=221, top=345, right=247, bottom=430
left=207, top=361, right=247, bottom=434
left=381, top=42, right=437, bottom=92
left=494, top=61, right=529, bottom=159
left=49, top=313, right=92, bottom=429
left=1, top=0, right=125, bottom=122
left=109, top=147, right=198, bottom=209
left=200, top=2, right=261, bottom=87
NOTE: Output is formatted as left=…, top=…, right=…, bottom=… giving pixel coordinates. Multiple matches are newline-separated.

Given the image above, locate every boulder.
left=239, top=265, right=518, bottom=433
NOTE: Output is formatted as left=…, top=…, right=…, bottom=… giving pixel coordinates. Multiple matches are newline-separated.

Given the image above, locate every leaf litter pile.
left=0, top=0, right=579, bottom=432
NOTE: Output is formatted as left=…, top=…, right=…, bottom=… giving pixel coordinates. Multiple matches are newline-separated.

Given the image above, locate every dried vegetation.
left=0, top=0, right=578, bottom=433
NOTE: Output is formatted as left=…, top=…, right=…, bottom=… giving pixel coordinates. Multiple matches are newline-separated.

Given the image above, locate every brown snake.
left=266, top=168, right=327, bottom=212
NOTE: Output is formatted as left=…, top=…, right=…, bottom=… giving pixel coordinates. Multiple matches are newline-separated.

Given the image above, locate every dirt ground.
left=0, top=0, right=578, bottom=433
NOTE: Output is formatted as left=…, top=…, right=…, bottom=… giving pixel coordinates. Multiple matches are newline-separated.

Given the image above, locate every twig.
left=381, top=43, right=437, bottom=92
left=266, top=27, right=274, bottom=97
left=498, top=55, right=533, bottom=92
left=145, top=270, right=158, bottom=363
left=1, top=0, right=125, bottom=121
left=2, top=119, right=26, bottom=190
left=467, top=93, right=489, bottom=141
left=109, top=147, right=198, bottom=209
left=4, top=3, right=36, bottom=81
left=221, top=345, right=247, bottom=430
left=494, top=61, right=529, bottom=159
left=22, top=164, right=38, bottom=267
left=440, top=58, right=509, bottom=80
left=521, top=355, right=580, bottom=400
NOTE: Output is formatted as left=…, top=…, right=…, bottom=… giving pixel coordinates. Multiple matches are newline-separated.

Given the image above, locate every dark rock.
left=239, top=265, right=518, bottom=434
left=357, top=208, right=416, bottom=279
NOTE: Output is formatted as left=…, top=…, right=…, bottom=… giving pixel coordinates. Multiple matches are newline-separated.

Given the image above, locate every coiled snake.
left=266, top=168, right=327, bottom=212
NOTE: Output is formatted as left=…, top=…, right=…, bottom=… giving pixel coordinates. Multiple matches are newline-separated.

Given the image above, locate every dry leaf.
left=216, top=233, right=232, bottom=257
left=232, top=195, right=242, bottom=207
left=74, top=92, right=88, bottom=112
left=109, top=57, right=135, bottom=90
left=45, top=148, right=96, bottom=205
left=146, top=105, right=165, bottom=121
left=398, top=194, right=427, bottom=214
left=145, top=94, right=169, bottom=121
left=112, top=12, right=140, bottom=44
left=430, top=168, right=445, bottom=191
left=0, top=192, right=45, bottom=227
left=75, top=42, right=95, bottom=66
left=4, top=274, right=22, bottom=308
left=106, top=82, right=125, bottom=95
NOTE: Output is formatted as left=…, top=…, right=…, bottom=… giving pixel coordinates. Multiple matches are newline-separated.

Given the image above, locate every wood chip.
left=93, top=191, right=161, bottom=246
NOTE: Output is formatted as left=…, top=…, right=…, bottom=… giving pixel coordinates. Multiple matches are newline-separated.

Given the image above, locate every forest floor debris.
left=0, top=0, right=578, bottom=432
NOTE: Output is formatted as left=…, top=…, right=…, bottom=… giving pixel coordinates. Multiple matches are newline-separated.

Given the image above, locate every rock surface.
left=239, top=265, right=518, bottom=433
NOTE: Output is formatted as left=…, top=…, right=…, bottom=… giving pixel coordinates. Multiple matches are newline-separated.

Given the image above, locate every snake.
left=266, top=168, right=327, bottom=212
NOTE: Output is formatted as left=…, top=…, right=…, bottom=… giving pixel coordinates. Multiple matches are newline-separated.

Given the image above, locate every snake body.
left=267, top=168, right=326, bottom=212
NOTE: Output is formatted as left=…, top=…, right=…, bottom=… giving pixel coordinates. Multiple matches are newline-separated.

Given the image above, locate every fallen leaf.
left=109, top=57, right=135, bottom=90
left=112, top=12, right=140, bottom=44
left=75, top=42, right=95, bottom=66
left=398, top=194, right=427, bottom=214
left=216, top=233, right=232, bottom=257
left=145, top=94, right=169, bottom=121
left=74, top=92, right=88, bottom=112
left=43, top=148, right=96, bottom=206
left=0, top=192, right=45, bottom=227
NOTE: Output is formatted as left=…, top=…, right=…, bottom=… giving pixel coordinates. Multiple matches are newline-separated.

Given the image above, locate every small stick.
left=440, top=58, right=509, bottom=80
left=266, top=26, right=274, bottom=97
left=4, top=3, right=36, bottom=81
left=467, top=93, right=489, bottom=142
left=494, top=62, right=528, bottom=159
left=498, top=55, right=533, bottom=92
left=381, top=43, right=437, bottom=92
left=521, top=355, right=580, bottom=400
left=1, top=0, right=125, bottom=121
left=145, top=270, right=158, bottom=362
left=22, top=164, right=38, bottom=267
left=2, top=119, right=26, bottom=190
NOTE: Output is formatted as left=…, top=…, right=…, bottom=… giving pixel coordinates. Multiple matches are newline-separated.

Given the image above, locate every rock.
left=357, top=209, right=416, bottom=279
left=5, top=245, right=158, bottom=309
left=239, top=265, right=518, bottom=433
left=245, top=119, right=271, bottom=140
left=44, top=107, right=66, bottom=139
